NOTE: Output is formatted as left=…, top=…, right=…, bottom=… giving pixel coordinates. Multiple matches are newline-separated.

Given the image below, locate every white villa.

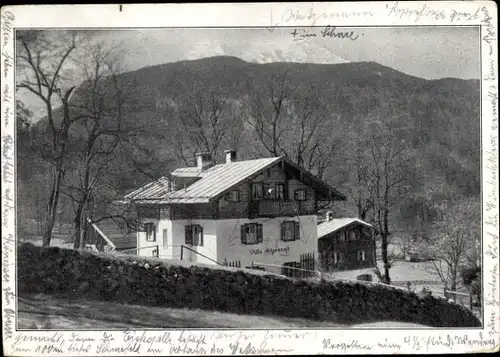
left=122, top=150, right=346, bottom=270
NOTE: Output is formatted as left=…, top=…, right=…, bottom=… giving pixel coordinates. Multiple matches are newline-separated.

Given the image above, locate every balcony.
left=248, top=200, right=314, bottom=218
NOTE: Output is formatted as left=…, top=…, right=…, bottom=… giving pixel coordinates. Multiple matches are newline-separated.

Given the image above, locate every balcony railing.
left=249, top=200, right=312, bottom=218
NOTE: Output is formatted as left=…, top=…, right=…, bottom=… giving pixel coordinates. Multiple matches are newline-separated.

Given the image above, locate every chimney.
left=224, top=149, right=237, bottom=164
left=326, top=211, right=334, bottom=222
left=195, top=152, right=214, bottom=171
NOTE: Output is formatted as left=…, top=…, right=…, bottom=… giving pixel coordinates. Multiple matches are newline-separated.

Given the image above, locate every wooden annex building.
left=317, top=217, right=376, bottom=272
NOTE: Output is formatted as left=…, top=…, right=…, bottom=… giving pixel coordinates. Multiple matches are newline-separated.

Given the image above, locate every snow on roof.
left=318, top=218, right=373, bottom=239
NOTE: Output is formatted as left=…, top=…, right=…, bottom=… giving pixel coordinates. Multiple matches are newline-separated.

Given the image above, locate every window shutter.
left=241, top=225, right=247, bottom=244
left=280, top=222, right=285, bottom=241
left=257, top=224, right=263, bottom=243
left=199, top=226, right=204, bottom=246
left=153, top=225, right=157, bottom=242
left=185, top=225, right=193, bottom=245
left=294, top=222, right=300, bottom=240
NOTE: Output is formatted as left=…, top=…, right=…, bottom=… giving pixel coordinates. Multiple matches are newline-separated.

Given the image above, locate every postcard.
left=1, top=2, right=498, bottom=355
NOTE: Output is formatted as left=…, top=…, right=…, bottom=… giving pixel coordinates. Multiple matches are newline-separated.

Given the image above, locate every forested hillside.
left=17, top=54, right=480, bottom=257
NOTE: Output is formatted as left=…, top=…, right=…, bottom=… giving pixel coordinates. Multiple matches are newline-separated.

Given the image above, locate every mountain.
left=21, top=56, right=480, bottom=234
left=166, top=35, right=349, bottom=65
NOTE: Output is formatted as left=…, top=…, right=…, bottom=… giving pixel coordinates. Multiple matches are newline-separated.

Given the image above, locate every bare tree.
left=356, top=117, right=415, bottom=284
left=241, top=72, right=347, bottom=179
left=424, top=198, right=479, bottom=290
left=167, top=91, right=234, bottom=164
left=16, top=31, right=79, bottom=246
left=286, top=92, right=348, bottom=179
left=241, top=71, right=294, bottom=157
left=60, top=39, right=145, bottom=249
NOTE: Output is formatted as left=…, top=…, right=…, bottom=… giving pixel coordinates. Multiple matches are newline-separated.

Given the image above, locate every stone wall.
left=17, top=243, right=481, bottom=327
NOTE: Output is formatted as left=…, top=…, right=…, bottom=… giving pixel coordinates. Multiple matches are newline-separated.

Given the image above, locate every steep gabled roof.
left=318, top=218, right=373, bottom=239
left=125, top=156, right=345, bottom=205
left=133, top=157, right=281, bottom=204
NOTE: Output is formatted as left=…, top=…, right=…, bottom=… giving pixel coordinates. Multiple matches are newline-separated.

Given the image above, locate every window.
left=338, top=231, right=347, bottom=241
left=263, top=183, right=275, bottom=199
left=276, top=183, right=285, bottom=200
left=334, top=252, right=344, bottom=264
left=241, top=223, right=263, bottom=245
left=185, top=225, right=203, bottom=246
left=145, top=222, right=156, bottom=242
left=225, top=190, right=240, bottom=202
left=162, top=229, right=168, bottom=247
left=254, top=182, right=286, bottom=200
left=281, top=221, right=300, bottom=242
left=294, top=189, right=306, bottom=201
left=252, top=183, right=263, bottom=200
left=357, top=250, right=366, bottom=261
left=349, top=230, right=358, bottom=241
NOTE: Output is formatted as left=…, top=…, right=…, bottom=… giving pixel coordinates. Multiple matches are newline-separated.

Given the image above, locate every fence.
left=117, top=245, right=159, bottom=257
left=444, top=289, right=473, bottom=309
left=300, top=253, right=315, bottom=275
left=222, top=259, right=241, bottom=268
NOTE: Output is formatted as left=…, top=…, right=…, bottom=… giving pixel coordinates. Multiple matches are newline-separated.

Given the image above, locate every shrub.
left=17, top=243, right=481, bottom=327
left=462, top=267, right=481, bottom=285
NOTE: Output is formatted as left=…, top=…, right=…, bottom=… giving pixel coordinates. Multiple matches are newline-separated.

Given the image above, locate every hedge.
left=17, top=243, right=481, bottom=327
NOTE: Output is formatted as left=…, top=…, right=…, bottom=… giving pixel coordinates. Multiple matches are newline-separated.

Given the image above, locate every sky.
left=17, top=27, right=480, bottom=120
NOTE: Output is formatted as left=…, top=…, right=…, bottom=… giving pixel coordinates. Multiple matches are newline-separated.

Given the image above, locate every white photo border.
left=1, top=2, right=498, bottom=355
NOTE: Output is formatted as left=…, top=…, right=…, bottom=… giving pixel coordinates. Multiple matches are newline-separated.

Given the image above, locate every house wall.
left=138, top=211, right=318, bottom=270
left=318, top=224, right=376, bottom=271
left=135, top=163, right=322, bottom=267
left=170, top=219, right=217, bottom=265
left=217, top=164, right=317, bottom=219
left=171, top=203, right=214, bottom=220
left=216, top=215, right=318, bottom=269
left=137, top=205, right=173, bottom=259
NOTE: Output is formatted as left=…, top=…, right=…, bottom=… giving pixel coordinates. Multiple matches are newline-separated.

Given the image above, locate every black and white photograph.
left=2, top=2, right=499, bottom=355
